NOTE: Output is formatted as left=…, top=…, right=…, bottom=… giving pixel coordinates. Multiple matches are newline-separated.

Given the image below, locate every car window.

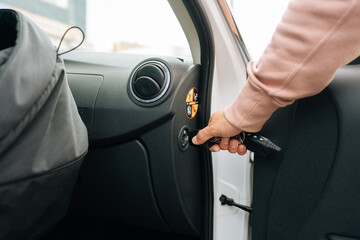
left=0, top=0, right=192, bottom=59
left=227, top=0, right=290, bottom=60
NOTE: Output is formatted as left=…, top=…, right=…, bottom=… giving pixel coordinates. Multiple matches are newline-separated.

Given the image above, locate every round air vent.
left=129, top=60, right=171, bottom=103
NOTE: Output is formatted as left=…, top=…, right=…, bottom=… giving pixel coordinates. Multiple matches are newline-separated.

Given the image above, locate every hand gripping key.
left=189, top=130, right=281, bottom=158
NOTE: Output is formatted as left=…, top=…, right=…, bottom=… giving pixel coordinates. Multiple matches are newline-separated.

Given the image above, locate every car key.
left=189, top=130, right=281, bottom=158
left=241, top=132, right=281, bottom=157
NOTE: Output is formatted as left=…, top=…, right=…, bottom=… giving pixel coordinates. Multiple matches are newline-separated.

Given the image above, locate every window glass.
left=227, top=0, right=290, bottom=60
left=0, top=0, right=192, bottom=58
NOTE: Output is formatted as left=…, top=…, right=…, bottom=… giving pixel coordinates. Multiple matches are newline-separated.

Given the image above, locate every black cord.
left=56, top=26, right=85, bottom=56
left=219, top=194, right=253, bottom=213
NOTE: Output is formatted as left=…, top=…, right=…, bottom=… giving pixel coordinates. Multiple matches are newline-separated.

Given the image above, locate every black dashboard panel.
left=64, top=52, right=204, bottom=236
left=64, top=52, right=198, bottom=142
left=67, top=73, right=103, bottom=129
left=77, top=140, right=168, bottom=230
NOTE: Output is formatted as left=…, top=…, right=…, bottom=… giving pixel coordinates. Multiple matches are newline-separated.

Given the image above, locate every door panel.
left=63, top=52, right=207, bottom=237
left=327, top=234, right=360, bottom=240
left=253, top=64, right=360, bottom=240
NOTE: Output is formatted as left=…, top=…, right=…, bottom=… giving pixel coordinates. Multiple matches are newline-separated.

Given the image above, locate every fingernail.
left=231, top=141, right=237, bottom=148
left=192, top=136, right=197, bottom=144
left=238, top=144, right=247, bottom=155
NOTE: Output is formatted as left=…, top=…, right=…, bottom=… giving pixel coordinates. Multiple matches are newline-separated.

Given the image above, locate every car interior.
left=41, top=52, right=209, bottom=240
left=42, top=37, right=360, bottom=240
left=39, top=3, right=215, bottom=240
left=2, top=0, right=360, bottom=239
left=0, top=1, right=215, bottom=239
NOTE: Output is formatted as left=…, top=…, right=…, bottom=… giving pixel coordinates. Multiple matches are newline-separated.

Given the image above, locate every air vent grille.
left=129, top=60, right=170, bottom=103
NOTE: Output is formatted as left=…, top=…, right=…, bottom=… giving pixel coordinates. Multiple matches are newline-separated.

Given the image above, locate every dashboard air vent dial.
left=130, top=60, right=170, bottom=103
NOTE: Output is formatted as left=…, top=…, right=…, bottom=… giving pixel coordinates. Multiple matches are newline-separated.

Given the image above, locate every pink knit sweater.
left=224, top=0, right=360, bottom=132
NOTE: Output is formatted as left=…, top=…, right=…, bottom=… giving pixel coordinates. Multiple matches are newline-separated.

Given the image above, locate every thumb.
left=192, top=127, right=214, bottom=145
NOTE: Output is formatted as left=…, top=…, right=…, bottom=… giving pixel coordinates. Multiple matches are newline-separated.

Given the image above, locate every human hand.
left=191, top=110, right=247, bottom=155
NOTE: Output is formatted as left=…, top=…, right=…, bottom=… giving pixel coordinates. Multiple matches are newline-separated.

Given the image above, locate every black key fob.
left=189, top=130, right=281, bottom=158
left=242, top=132, right=281, bottom=158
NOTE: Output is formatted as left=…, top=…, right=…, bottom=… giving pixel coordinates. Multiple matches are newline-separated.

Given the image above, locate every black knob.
left=130, top=60, right=170, bottom=103
left=133, top=76, right=161, bottom=99
left=137, top=65, right=165, bottom=87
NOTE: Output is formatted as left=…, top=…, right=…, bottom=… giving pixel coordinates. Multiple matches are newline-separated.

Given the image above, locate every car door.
left=217, top=1, right=360, bottom=240
left=200, top=0, right=360, bottom=239
left=250, top=60, right=360, bottom=240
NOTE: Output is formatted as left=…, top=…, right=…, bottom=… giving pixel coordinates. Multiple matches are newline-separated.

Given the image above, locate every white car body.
left=173, top=1, right=253, bottom=239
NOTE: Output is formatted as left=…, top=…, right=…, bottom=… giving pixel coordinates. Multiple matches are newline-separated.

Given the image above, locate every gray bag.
left=0, top=9, right=88, bottom=239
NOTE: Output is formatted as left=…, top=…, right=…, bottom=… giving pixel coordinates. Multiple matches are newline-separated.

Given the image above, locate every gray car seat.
left=0, top=9, right=88, bottom=240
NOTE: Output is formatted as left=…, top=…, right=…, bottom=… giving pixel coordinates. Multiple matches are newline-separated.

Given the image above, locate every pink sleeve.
left=224, top=0, right=360, bottom=132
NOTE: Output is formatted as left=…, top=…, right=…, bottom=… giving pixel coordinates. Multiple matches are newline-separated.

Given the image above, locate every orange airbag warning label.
left=185, top=87, right=199, bottom=119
